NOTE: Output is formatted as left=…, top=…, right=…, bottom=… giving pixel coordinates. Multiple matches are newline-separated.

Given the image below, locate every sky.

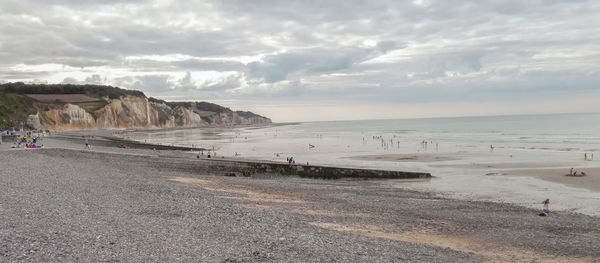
left=1, top=0, right=599, bottom=122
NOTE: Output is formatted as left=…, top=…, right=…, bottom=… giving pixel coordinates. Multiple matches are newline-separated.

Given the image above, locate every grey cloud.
left=376, top=41, right=405, bottom=53
left=173, top=60, right=245, bottom=72
left=61, top=77, right=80, bottom=84
left=177, top=72, right=195, bottom=90
left=199, top=74, right=244, bottom=92
left=84, top=74, right=108, bottom=85
left=423, top=50, right=486, bottom=77
left=110, top=72, right=245, bottom=100
left=247, top=46, right=391, bottom=83
left=113, top=75, right=171, bottom=93
left=60, top=74, right=107, bottom=85
left=0, top=0, right=599, bottom=106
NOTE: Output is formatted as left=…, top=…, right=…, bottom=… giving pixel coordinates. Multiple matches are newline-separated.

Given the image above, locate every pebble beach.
left=1, top=134, right=599, bottom=262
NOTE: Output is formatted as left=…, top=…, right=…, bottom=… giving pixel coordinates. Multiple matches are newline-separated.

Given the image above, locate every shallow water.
left=120, top=113, right=600, bottom=216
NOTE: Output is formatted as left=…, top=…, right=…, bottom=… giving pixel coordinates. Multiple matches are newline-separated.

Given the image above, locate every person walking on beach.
left=84, top=138, right=91, bottom=150
left=539, top=199, right=550, bottom=216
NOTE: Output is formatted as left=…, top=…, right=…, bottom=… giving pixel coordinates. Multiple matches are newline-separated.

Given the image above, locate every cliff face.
left=38, top=104, right=96, bottom=130
left=27, top=96, right=271, bottom=130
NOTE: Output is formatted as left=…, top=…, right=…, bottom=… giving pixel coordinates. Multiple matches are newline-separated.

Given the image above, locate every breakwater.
left=200, top=158, right=431, bottom=180
left=1, top=135, right=18, bottom=143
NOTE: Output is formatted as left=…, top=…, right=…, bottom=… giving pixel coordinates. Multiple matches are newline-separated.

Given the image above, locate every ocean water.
left=120, top=113, right=600, bottom=215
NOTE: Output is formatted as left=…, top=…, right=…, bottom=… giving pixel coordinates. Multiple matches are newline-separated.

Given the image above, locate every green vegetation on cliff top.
left=0, top=93, right=37, bottom=129
left=0, top=82, right=145, bottom=99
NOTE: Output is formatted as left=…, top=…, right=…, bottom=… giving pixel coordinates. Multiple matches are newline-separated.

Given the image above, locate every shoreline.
left=103, top=122, right=298, bottom=150
left=9, top=129, right=600, bottom=206
left=110, top=121, right=296, bottom=133
left=10, top=132, right=431, bottom=180
left=18, top=129, right=600, bottom=207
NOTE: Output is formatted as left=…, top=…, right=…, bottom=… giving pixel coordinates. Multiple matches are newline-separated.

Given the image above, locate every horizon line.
left=275, top=111, right=600, bottom=124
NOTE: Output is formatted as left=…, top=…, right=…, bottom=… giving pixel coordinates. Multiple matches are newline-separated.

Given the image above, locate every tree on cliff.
left=0, top=82, right=145, bottom=99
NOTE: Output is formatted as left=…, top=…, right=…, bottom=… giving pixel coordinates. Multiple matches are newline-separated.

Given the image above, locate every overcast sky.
left=1, top=0, right=599, bottom=122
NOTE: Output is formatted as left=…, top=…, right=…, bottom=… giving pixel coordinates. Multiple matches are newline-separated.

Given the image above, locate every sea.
left=119, top=112, right=600, bottom=216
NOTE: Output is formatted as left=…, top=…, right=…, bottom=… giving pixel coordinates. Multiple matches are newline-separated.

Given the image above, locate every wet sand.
left=437, top=161, right=600, bottom=192
left=348, top=153, right=469, bottom=162
left=500, top=167, right=600, bottom=192
left=350, top=152, right=600, bottom=193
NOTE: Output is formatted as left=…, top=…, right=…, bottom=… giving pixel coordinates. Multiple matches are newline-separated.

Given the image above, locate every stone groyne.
left=201, top=158, right=431, bottom=180
left=1, top=135, right=18, bottom=143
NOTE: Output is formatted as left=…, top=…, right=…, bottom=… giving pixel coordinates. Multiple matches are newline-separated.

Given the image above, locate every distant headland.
left=0, top=82, right=271, bottom=130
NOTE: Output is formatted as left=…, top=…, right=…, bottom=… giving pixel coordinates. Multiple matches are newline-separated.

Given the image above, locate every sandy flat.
left=434, top=159, right=600, bottom=192
left=435, top=161, right=576, bottom=169
left=501, top=167, right=600, bottom=192
left=348, top=153, right=469, bottom=162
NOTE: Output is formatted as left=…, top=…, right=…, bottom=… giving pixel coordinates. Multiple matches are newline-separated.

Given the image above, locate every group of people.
left=12, top=134, right=43, bottom=149
left=584, top=152, right=594, bottom=161
left=197, top=150, right=217, bottom=159
left=421, top=140, right=439, bottom=152
left=568, top=168, right=587, bottom=177
left=286, top=156, right=295, bottom=165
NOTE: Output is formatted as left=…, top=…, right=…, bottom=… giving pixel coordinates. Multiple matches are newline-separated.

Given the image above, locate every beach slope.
left=0, top=141, right=599, bottom=262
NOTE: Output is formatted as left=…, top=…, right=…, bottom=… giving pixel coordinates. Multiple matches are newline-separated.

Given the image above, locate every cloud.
left=123, top=75, right=172, bottom=93
left=247, top=45, right=400, bottom=83
left=0, top=0, right=599, bottom=120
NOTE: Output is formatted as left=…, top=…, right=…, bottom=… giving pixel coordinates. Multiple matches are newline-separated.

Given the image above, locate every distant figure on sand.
left=539, top=199, right=550, bottom=216
left=490, top=144, right=494, bottom=152
left=584, top=153, right=594, bottom=161
left=84, top=138, right=91, bottom=150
